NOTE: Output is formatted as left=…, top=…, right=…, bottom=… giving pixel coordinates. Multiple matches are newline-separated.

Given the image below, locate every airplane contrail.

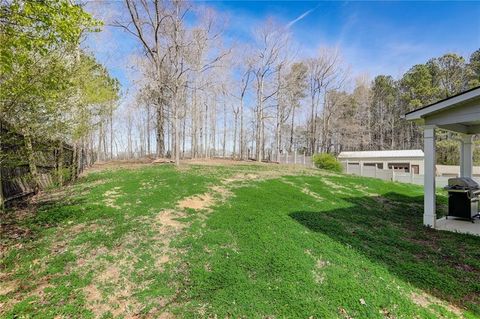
left=286, top=4, right=320, bottom=28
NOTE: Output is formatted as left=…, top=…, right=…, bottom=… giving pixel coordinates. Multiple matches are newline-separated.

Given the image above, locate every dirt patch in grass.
left=0, top=279, right=18, bottom=296
left=103, top=187, right=123, bottom=209
left=98, top=264, right=121, bottom=282
left=175, top=171, right=263, bottom=212
left=322, top=179, right=349, bottom=192
left=156, top=209, right=185, bottom=230
left=209, top=185, right=233, bottom=202
left=223, top=173, right=260, bottom=183
left=301, top=187, right=324, bottom=201
left=312, top=258, right=330, bottom=284
left=0, top=276, right=55, bottom=313
left=155, top=254, right=171, bottom=269
left=84, top=283, right=103, bottom=305
left=80, top=248, right=144, bottom=317
left=181, top=158, right=268, bottom=167
left=140, top=180, right=163, bottom=190
left=177, top=193, right=214, bottom=211
left=152, top=158, right=175, bottom=164
left=410, top=291, right=464, bottom=317
left=82, top=282, right=142, bottom=318
left=281, top=179, right=324, bottom=202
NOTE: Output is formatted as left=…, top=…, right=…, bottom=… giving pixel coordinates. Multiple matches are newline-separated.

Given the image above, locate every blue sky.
left=84, top=0, right=480, bottom=92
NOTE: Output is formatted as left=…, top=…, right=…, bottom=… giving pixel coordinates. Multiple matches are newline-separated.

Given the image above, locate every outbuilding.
left=338, top=150, right=425, bottom=174
left=405, top=86, right=480, bottom=235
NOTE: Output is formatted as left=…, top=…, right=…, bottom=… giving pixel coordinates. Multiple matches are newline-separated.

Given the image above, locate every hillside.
left=1, top=162, right=479, bottom=318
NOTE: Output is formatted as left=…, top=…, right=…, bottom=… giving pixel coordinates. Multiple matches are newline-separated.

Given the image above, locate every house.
left=405, top=85, right=480, bottom=235
left=338, top=150, right=425, bottom=174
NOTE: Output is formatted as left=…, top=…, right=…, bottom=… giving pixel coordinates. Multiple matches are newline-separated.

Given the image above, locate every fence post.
left=410, top=170, right=414, bottom=184
left=294, top=149, right=297, bottom=164
left=392, top=169, right=396, bottom=182
left=374, top=166, right=377, bottom=178
left=286, top=151, right=288, bottom=164
left=303, top=153, right=306, bottom=165
left=346, top=160, right=349, bottom=174
left=359, top=162, right=364, bottom=177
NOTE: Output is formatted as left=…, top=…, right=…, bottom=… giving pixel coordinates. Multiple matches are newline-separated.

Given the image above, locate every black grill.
left=444, top=177, right=480, bottom=222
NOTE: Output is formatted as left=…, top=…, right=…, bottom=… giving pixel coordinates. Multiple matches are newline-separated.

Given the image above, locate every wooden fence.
left=0, top=121, right=87, bottom=205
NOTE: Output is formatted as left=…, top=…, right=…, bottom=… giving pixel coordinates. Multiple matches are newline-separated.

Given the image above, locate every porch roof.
left=405, top=86, right=480, bottom=134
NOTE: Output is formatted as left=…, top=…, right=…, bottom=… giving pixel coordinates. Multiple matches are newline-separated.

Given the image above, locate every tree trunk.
left=239, top=97, right=244, bottom=160
left=391, top=117, right=395, bottom=150
left=191, top=88, right=197, bottom=158
left=256, top=78, right=264, bottom=162
left=222, top=101, right=226, bottom=158
left=146, top=104, right=150, bottom=157
left=156, top=104, right=165, bottom=158
left=77, top=141, right=84, bottom=177
left=24, top=133, right=40, bottom=192
left=309, top=94, right=315, bottom=155
left=97, top=122, right=103, bottom=161
left=232, top=112, right=238, bottom=159
left=275, top=109, right=280, bottom=162
left=211, top=95, right=217, bottom=158
left=174, top=105, right=180, bottom=166
left=289, top=106, right=295, bottom=153
left=103, top=121, right=107, bottom=159
left=204, top=102, right=208, bottom=158
left=71, top=142, right=78, bottom=181
left=182, top=115, right=186, bottom=159
left=57, top=141, right=63, bottom=185
left=261, top=115, right=265, bottom=161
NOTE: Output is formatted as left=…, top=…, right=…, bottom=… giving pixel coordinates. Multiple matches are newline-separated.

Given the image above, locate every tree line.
left=0, top=0, right=119, bottom=190
left=2, top=0, right=479, bottom=172
left=115, top=1, right=479, bottom=165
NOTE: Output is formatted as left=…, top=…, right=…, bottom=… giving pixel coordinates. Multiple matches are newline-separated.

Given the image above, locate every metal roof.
left=338, top=150, right=424, bottom=159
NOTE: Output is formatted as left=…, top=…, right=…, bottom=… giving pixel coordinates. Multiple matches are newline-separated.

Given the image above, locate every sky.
left=205, top=0, right=480, bottom=78
left=80, top=0, right=480, bottom=153
left=84, top=0, right=480, bottom=93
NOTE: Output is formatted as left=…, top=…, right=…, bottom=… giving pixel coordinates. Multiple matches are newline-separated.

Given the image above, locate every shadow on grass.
left=0, top=195, right=89, bottom=252
left=290, top=192, right=480, bottom=315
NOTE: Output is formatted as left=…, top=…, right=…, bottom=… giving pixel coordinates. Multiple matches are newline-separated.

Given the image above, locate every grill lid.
left=447, top=177, right=480, bottom=190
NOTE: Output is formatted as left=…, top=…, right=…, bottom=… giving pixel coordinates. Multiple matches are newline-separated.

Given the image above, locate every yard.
left=1, top=161, right=479, bottom=318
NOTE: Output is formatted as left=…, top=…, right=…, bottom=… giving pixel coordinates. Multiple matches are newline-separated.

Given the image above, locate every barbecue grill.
left=444, top=177, right=480, bottom=222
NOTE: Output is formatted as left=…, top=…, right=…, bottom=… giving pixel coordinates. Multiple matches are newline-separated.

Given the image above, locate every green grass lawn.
left=1, top=162, right=479, bottom=318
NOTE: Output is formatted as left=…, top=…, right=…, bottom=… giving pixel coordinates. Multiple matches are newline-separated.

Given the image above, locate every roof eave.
left=404, top=86, right=480, bottom=121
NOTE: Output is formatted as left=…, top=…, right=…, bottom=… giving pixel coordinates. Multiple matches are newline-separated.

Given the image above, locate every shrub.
left=312, top=153, right=342, bottom=172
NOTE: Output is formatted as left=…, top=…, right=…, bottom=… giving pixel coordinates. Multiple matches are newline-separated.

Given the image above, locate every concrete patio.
left=436, top=217, right=480, bottom=236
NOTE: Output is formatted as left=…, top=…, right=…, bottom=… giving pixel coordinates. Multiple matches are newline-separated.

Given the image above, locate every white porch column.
left=423, top=125, right=437, bottom=228
left=460, top=134, right=473, bottom=178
